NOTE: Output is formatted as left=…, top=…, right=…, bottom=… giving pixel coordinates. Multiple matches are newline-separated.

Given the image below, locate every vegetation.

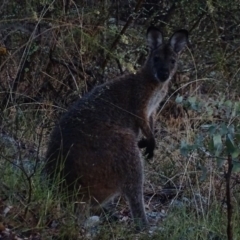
left=0, top=0, right=240, bottom=239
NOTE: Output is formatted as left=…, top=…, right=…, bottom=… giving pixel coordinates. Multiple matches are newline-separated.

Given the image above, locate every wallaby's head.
left=144, top=26, right=188, bottom=82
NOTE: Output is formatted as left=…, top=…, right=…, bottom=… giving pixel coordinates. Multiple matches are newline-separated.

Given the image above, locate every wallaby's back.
left=46, top=26, right=188, bottom=230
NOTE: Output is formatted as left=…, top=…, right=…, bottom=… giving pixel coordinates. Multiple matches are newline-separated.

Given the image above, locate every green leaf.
left=201, top=124, right=214, bottom=129
left=225, top=133, right=235, bottom=154
left=232, top=148, right=240, bottom=159
left=234, top=102, right=240, bottom=116
left=228, top=125, right=235, bottom=136
left=207, top=137, right=214, bottom=154
left=195, top=134, right=204, bottom=147
left=216, top=158, right=225, bottom=168
left=218, top=96, right=225, bottom=106
left=188, top=96, right=201, bottom=111
left=206, top=106, right=213, bottom=116
left=235, top=126, right=240, bottom=142
left=233, top=161, right=240, bottom=172
left=219, top=123, right=228, bottom=135
left=188, top=96, right=196, bottom=104
left=180, top=141, right=192, bottom=156
left=225, top=134, right=240, bottom=158
left=175, top=94, right=183, bottom=104
left=213, top=134, right=222, bottom=157
left=201, top=124, right=217, bottom=135
left=235, top=132, right=240, bottom=142
left=222, top=100, right=233, bottom=118
left=224, top=100, right=233, bottom=108
left=209, top=125, right=217, bottom=136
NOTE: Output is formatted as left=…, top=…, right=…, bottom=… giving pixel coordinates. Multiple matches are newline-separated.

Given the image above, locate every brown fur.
left=45, top=26, right=188, bottom=230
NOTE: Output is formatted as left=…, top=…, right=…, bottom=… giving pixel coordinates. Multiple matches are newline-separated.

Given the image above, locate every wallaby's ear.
left=146, top=26, right=163, bottom=49
left=169, top=29, right=188, bottom=53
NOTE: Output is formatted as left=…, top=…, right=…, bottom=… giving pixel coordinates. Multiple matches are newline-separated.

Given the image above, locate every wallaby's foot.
left=123, top=172, right=148, bottom=231
left=133, top=217, right=149, bottom=232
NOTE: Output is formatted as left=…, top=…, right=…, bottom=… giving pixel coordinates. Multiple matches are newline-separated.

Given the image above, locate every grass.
left=1, top=155, right=239, bottom=240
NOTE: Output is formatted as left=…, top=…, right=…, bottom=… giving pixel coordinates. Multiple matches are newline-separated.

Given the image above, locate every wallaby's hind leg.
left=118, top=140, right=148, bottom=230
left=124, top=183, right=148, bottom=230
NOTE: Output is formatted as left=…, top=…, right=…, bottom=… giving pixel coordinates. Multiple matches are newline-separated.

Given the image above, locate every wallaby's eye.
left=171, top=59, right=176, bottom=64
left=154, top=56, right=160, bottom=62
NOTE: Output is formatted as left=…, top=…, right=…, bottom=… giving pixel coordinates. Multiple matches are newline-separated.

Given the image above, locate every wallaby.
left=45, top=26, right=188, bottom=230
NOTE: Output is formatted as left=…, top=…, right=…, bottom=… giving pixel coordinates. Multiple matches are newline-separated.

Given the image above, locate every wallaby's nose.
left=157, top=69, right=169, bottom=81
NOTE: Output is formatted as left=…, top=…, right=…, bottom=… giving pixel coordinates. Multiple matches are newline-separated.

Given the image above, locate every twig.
left=115, top=58, right=123, bottom=74
left=188, top=11, right=207, bottom=33
left=225, top=154, right=233, bottom=240
left=101, top=0, right=144, bottom=69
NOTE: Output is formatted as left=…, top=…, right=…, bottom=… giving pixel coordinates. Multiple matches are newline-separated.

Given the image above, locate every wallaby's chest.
left=146, top=83, right=168, bottom=118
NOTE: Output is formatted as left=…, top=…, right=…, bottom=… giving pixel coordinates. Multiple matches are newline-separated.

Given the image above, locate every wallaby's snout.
left=45, top=26, right=189, bottom=231
left=157, top=66, right=169, bottom=81
left=146, top=27, right=188, bottom=82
